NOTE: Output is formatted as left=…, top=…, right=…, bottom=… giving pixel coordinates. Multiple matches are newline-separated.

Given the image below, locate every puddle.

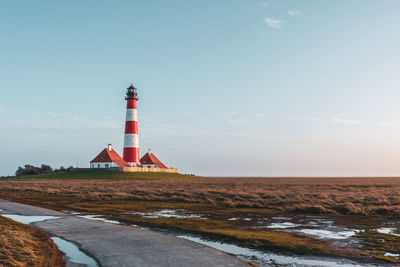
left=51, top=237, right=98, bottom=267
left=265, top=216, right=360, bottom=241
left=135, top=209, right=205, bottom=219
left=377, top=228, right=400, bottom=236
left=297, top=228, right=360, bottom=240
left=177, top=235, right=372, bottom=267
left=272, top=216, right=292, bottom=220
left=263, top=222, right=301, bottom=229
left=78, top=215, right=120, bottom=224
left=384, top=252, right=400, bottom=258
left=2, top=214, right=60, bottom=224
left=228, top=217, right=252, bottom=221
left=307, top=219, right=334, bottom=226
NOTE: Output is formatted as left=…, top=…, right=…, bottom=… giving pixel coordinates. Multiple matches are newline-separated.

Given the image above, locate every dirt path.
left=0, top=199, right=247, bottom=267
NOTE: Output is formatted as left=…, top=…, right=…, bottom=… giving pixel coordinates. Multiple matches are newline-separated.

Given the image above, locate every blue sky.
left=1, top=1, right=400, bottom=176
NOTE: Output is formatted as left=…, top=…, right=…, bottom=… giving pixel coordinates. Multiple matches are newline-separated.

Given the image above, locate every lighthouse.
left=123, top=83, right=140, bottom=166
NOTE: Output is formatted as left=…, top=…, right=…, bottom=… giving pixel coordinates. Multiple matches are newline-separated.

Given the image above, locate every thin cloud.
left=231, top=111, right=239, bottom=115
left=331, top=118, right=363, bottom=125
left=264, top=18, right=285, bottom=29
left=379, top=122, right=400, bottom=127
left=308, top=117, right=363, bottom=125
left=182, top=111, right=192, bottom=118
left=288, top=9, right=301, bottom=16
left=308, top=118, right=323, bottom=122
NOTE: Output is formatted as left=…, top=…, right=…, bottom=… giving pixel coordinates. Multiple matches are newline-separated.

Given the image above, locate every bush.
left=15, top=164, right=73, bottom=177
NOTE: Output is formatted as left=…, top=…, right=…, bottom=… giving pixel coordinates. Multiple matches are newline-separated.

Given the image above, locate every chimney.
left=108, top=144, right=112, bottom=151
left=148, top=148, right=151, bottom=155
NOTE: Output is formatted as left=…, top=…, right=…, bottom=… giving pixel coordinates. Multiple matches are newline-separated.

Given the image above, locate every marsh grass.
left=0, top=215, right=65, bottom=267
left=1, top=177, right=400, bottom=214
left=356, top=228, right=400, bottom=263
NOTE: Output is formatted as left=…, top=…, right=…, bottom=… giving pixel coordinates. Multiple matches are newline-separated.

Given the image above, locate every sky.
left=1, top=1, right=400, bottom=177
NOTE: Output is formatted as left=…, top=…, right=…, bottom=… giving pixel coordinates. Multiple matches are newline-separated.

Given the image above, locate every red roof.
left=91, top=148, right=130, bottom=167
left=140, top=152, right=167, bottom=168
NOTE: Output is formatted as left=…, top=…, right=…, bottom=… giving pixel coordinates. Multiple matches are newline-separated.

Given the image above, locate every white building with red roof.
left=140, top=149, right=168, bottom=168
left=90, top=144, right=130, bottom=168
left=90, top=145, right=170, bottom=170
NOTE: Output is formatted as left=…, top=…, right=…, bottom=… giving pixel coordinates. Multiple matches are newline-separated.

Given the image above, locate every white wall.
left=90, top=162, right=117, bottom=168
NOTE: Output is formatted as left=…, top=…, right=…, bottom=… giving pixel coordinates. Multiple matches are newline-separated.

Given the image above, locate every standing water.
left=177, top=235, right=378, bottom=267
left=51, top=237, right=98, bottom=267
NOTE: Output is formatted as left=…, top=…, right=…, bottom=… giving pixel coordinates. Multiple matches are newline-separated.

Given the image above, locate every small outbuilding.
left=90, top=144, right=130, bottom=168
left=140, top=149, right=168, bottom=168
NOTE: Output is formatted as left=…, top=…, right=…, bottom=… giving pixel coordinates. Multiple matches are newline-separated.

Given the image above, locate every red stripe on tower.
left=123, top=83, right=140, bottom=166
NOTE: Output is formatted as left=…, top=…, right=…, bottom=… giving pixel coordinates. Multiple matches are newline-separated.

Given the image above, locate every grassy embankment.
left=0, top=215, right=65, bottom=267
left=6, top=171, right=190, bottom=180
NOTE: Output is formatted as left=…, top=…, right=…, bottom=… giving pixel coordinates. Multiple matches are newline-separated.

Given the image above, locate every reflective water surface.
left=2, top=214, right=60, bottom=224
left=51, top=237, right=98, bottom=267
left=177, top=235, right=379, bottom=267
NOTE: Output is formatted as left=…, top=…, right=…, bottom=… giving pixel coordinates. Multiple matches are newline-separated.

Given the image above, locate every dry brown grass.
left=1, top=177, right=400, bottom=214
left=0, top=215, right=65, bottom=267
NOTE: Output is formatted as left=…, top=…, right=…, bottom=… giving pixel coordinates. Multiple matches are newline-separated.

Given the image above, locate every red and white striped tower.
left=123, top=83, right=140, bottom=166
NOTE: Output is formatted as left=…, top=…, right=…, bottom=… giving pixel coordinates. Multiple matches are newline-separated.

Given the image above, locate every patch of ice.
left=243, top=218, right=252, bottom=221
left=264, top=222, right=301, bottom=229
left=377, top=228, right=400, bottom=236
left=384, top=252, right=400, bottom=258
left=298, top=229, right=359, bottom=240
left=136, top=209, right=205, bottom=219
left=2, top=214, right=60, bottom=224
left=78, top=215, right=120, bottom=224
left=228, top=217, right=239, bottom=221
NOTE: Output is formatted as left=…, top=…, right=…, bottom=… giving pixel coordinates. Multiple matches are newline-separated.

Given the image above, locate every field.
left=1, top=174, right=400, bottom=264
left=0, top=215, right=65, bottom=267
left=2, top=175, right=400, bottom=214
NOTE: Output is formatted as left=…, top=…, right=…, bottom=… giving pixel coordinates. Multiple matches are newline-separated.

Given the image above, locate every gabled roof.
left=140, top=151, right=167, bottom=168
left=91, top=147, right=130, bottom=167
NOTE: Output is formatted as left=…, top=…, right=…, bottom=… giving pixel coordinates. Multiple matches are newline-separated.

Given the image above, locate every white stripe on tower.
left=123, top=134, right=139, bottom=148
left=123, top=83, right=140, bottom=166
left=125, top=109, right=138, bottom=121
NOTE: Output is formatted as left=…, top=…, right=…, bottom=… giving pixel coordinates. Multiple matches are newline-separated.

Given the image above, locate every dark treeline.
left=15, top=164, right=73, bottom=176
